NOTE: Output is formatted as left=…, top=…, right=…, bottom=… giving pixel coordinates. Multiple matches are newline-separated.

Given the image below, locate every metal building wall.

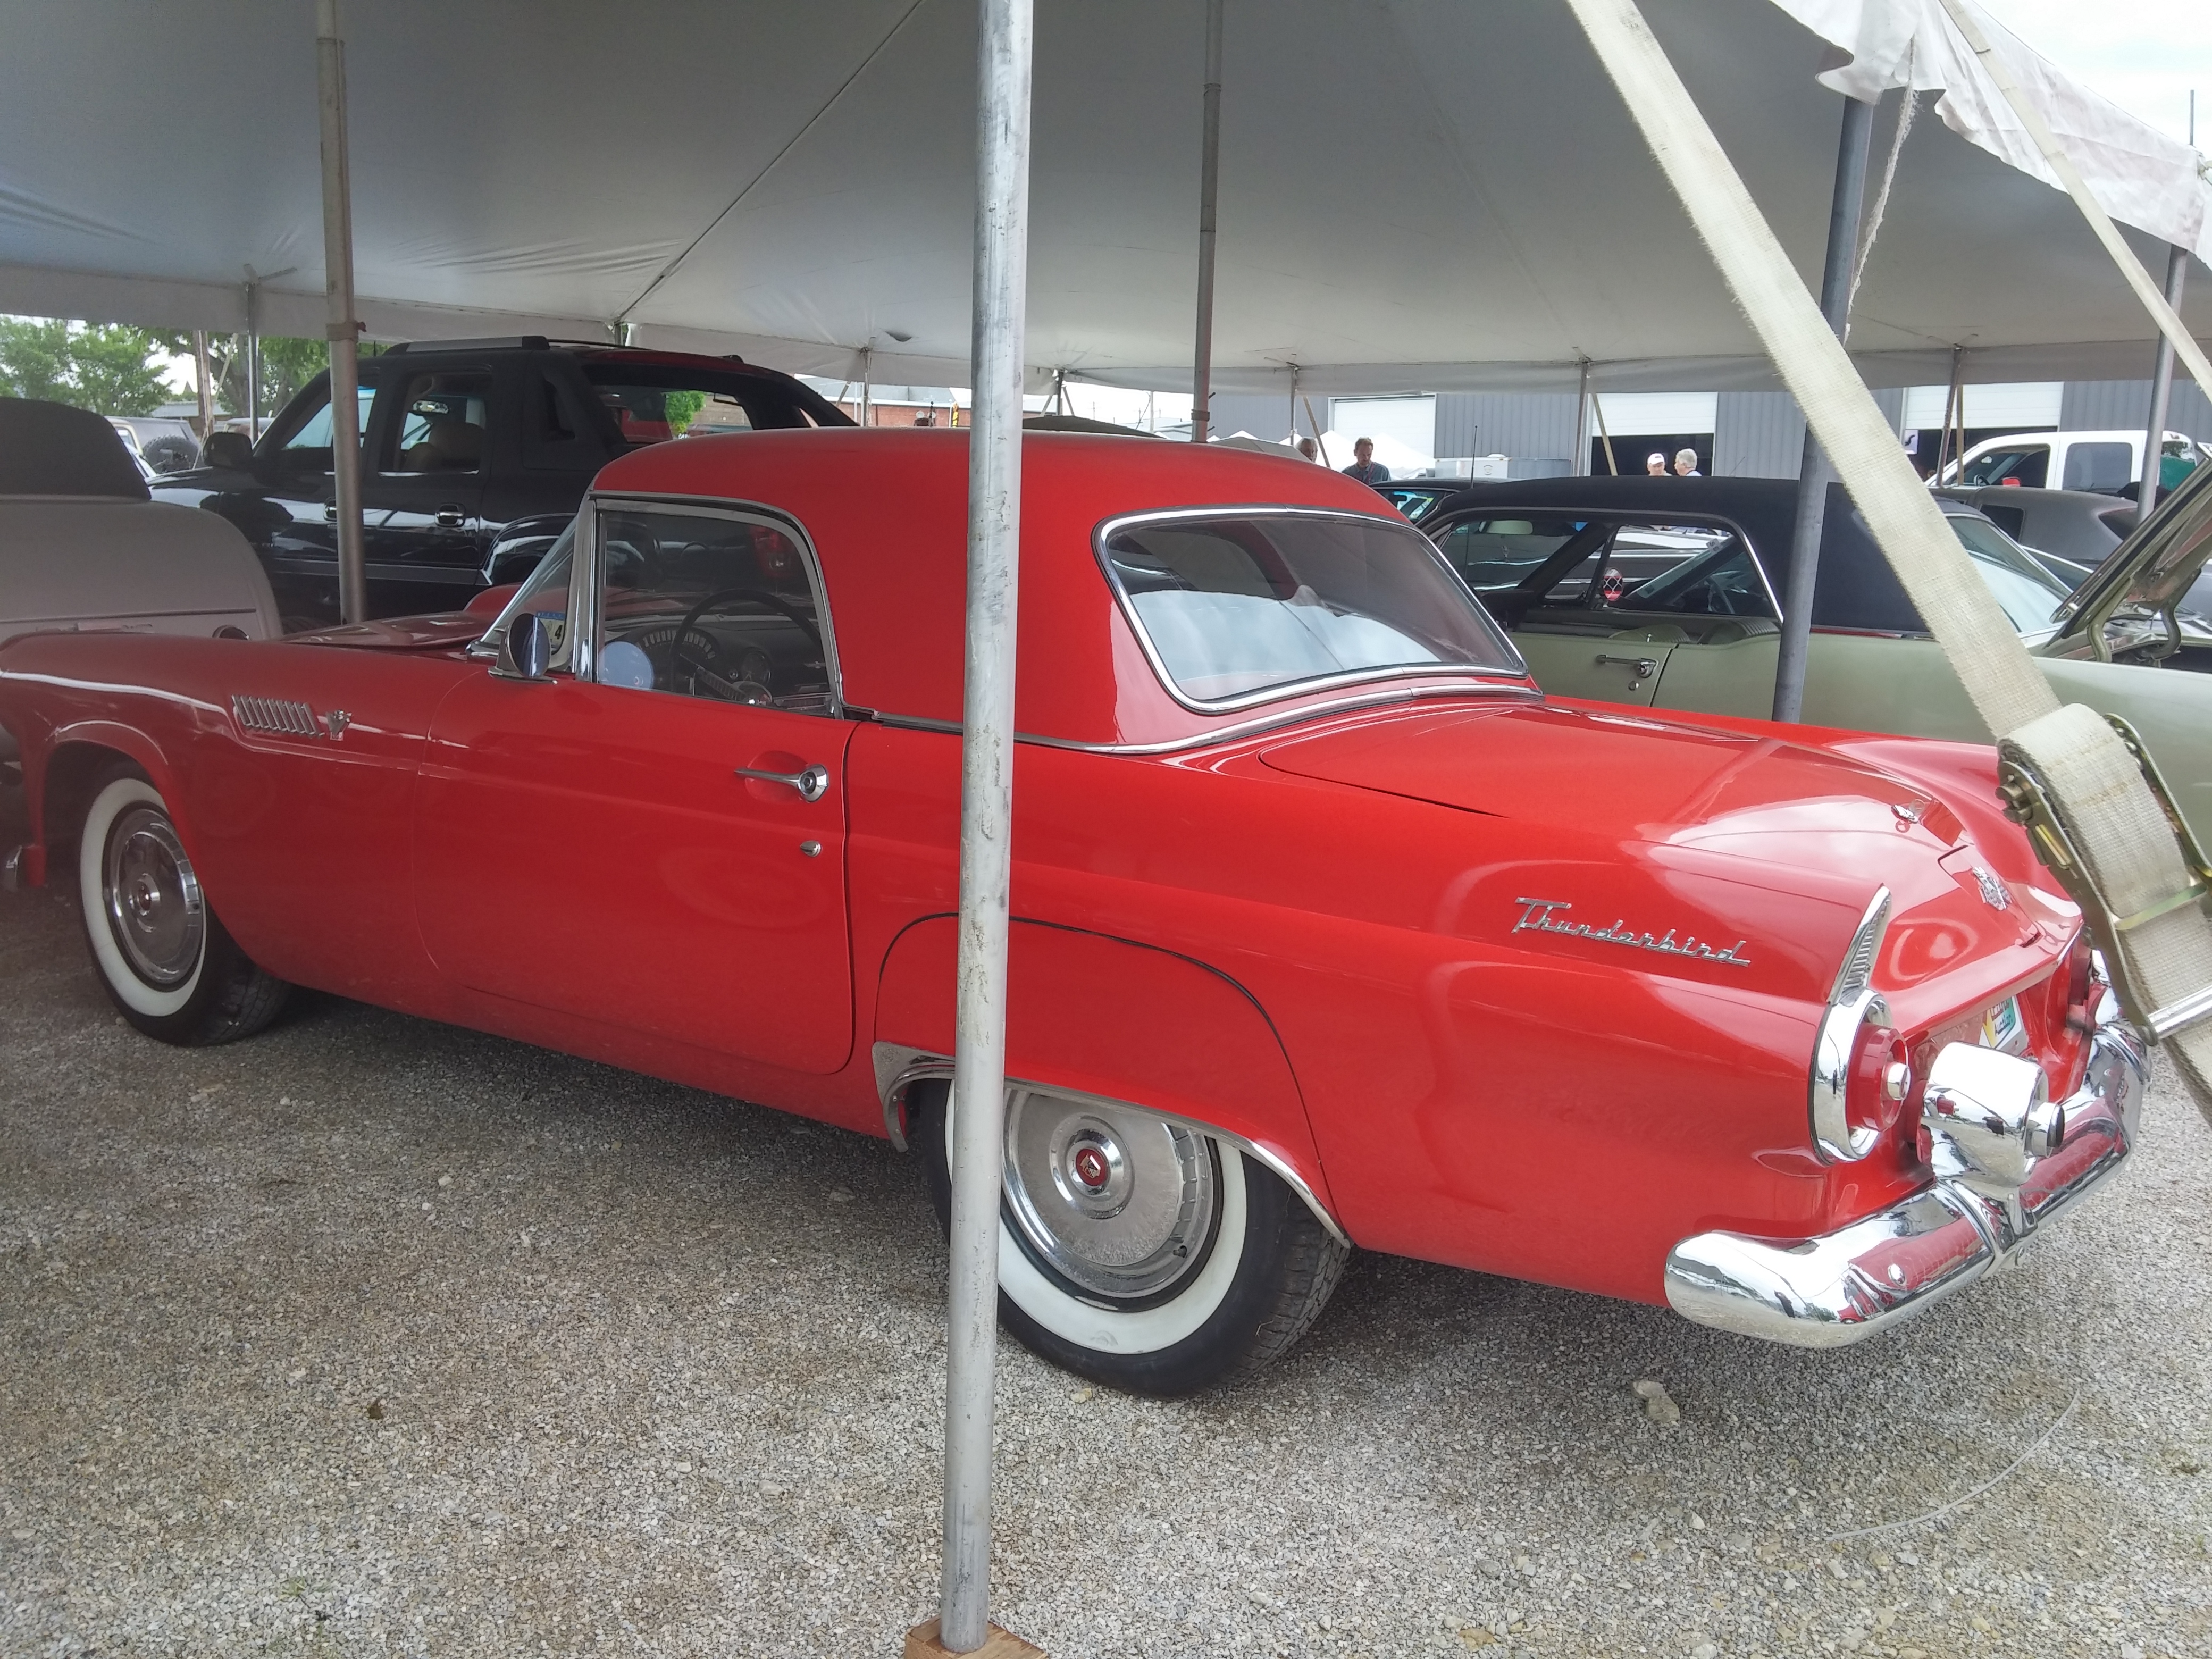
left=1434, top=392, right=1580, bottom=461
left=1205, top=392, right=1301, bottom=440
left=1711, top=391, right=1804, bottom=477
left=2059, top=380, right=2212, bottom=440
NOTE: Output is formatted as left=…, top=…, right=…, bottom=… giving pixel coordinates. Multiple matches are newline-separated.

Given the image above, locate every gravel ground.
left=3, top=798, right=2210, bottom=1658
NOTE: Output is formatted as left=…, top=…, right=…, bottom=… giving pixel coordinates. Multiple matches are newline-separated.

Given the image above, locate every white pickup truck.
left=1, top=398, right=279, bottom=772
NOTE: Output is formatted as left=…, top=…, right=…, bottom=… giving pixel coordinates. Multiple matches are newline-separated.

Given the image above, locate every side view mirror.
left=200, top=430, right=254, bottom=470
left=495, top=610, right=556, bottom=681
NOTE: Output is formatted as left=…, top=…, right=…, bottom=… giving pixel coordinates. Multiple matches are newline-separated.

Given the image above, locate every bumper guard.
left=1664, top=1000, right=2146, bottom=1348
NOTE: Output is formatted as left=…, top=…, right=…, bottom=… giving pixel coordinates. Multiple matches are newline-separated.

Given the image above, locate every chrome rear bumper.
left=1664, top=1003, right=2146, bottom=1349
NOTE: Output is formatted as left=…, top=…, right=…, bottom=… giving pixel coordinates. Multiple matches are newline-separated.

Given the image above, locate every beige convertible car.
left=1426, top=467, right=2212, bottom=843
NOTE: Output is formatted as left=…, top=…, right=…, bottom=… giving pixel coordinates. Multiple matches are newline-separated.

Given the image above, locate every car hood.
left=2058, top=457, right=2212, bottom=633
left=1259, top=699, right=2052, bottom=1010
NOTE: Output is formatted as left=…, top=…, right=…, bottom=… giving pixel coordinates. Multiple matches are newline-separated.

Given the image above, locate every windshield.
left=1945, top=513, right=2071, bottom=631
left=1102, top=511, right=1524, bottom=709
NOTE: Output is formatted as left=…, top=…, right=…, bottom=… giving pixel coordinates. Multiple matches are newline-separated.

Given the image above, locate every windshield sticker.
left=1512, top=898, right=1750, bottom=967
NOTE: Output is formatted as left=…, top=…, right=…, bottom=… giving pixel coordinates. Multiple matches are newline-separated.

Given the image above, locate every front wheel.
left=77, top=766, right=290, bottom=1045
left=916, top=1082, right=1348, bottom=1396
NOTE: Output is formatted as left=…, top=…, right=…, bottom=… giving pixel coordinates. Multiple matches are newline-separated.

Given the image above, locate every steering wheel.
left=666, top=586, right=824, bottom=701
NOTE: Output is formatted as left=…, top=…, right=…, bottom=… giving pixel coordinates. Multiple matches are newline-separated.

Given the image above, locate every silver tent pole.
left=1770, top=93, right=1875, bottom=724
left=925, top=0, right=1037, bottom=1651
left=2140, top=245, right=2189, bottom=514
left=315, top=0, right=367, bottom=626
left=244, top=269, right=261, bottom=442
left=1572, top=358, right=1591, bottom=476
left=1188, top=0, right=1223, bottom=444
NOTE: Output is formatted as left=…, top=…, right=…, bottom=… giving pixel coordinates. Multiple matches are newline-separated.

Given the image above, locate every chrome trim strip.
left=1668, top=1001, right=2144, bottom=1349
left=867, top=1040, right=1349, bottom=1245
left=585, top=492, right=845, bottom=717
left=867, top=679, right=1543, bottom=756
left=1093, top=502, right=1532, bottom=717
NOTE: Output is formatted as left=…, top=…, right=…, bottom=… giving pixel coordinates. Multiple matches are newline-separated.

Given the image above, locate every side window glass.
left=276, top=383, right=374, bottom=472
left=1434, top=516, right=1588, bottom=592
left=524, top=372, right=601, bottom=471
left=2061, top=441, right=2132, bottom=494
left=1961, top=445, right=2049, bottom=488
left=1608, top=526, right=1774, bottom=618
left=594, top=505, right=836, bottom=715
left=385, top=371, right=492, bottom=474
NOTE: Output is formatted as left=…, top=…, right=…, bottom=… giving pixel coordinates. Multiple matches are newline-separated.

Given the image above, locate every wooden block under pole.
left=903, top=1617, right=1049, bottom=1658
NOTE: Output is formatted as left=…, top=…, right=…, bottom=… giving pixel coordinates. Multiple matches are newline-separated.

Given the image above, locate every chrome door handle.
left=734, top=763, right=831, bottom=802
left=435, top=505, right=465, bottom=528
left=1593, top=653, right=1657, bottom=679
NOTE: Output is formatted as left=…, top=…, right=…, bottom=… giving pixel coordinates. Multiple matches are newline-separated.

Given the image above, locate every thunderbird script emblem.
left=1512, top=898, right=1751, bottom=968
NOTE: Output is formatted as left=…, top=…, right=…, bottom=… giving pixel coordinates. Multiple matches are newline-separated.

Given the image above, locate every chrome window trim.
left=1094, top=502, right=1532, bottom=717
left=866, top=678, right=1542, bottom=756
left=582, top=491, right=844, bottom=717
left=870, top=1041, right=1350, bottom=1246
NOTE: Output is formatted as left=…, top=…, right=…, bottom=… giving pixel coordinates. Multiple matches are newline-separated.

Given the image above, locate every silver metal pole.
left=2140, top=245, right=2189, bottom=514
left=1771, top=93, right=1875, bottom=723
left=316, top=0, right=367, bottom=626
left=939, top=0, right=1032, bottom=1647
left=1572, top=358, right=1591, bottom=476
left=1189, top=0, right=1224, bottom=444
left=244, top=271, right=261, bottom=442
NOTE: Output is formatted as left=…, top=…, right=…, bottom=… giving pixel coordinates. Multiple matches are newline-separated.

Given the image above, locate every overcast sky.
left=1979, top=0, right=2208, bottom=146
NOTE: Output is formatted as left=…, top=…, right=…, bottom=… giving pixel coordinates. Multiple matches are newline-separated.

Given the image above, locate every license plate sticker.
left=1981, top=996, right=2029, bottom=1054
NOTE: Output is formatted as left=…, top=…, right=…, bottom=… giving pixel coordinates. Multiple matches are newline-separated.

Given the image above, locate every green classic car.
left=1426, top=467, right=2212, bottom=843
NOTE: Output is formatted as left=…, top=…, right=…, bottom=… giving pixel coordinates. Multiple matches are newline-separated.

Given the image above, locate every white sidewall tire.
left=943, top=1104, right=1250, bottom=1355
left=80, top=776, right=203, bottom=1019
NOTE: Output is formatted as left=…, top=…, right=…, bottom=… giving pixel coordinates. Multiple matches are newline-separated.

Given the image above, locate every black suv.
left=156, top=337, right=852, bottom=624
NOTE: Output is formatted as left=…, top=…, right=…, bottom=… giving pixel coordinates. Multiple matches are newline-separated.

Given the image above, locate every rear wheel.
left=916, top=1082, right=1348, bottom=1396
left=77, top=766, right=289, bottom=1045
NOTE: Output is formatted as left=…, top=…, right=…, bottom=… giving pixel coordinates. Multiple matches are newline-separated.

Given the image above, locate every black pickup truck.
left=155, top=337, right=852, bottom=624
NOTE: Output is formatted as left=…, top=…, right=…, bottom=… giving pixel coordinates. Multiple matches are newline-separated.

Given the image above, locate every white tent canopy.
left=0, top=0, right=2205, bottom=396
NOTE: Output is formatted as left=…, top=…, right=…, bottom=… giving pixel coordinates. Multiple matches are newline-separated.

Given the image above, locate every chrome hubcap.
left=103, top=807, right=204, bottom=987
left=1002, top=1090, right=1218, bottom=1302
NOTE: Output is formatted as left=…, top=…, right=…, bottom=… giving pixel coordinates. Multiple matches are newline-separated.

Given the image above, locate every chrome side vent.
left=231, top=694, right=321, bottom=738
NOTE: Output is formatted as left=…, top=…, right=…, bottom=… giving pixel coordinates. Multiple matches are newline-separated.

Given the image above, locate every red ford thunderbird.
left=0, top=431, right=2144, bottom=1394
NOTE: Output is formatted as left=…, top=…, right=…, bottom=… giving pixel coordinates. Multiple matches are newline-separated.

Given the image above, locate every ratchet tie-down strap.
left=1564, top=0, right=2212, bottom=1124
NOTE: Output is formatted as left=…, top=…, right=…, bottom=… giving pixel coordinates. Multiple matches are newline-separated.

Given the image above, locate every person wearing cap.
left=1645, top=452, right=1668, bottom=476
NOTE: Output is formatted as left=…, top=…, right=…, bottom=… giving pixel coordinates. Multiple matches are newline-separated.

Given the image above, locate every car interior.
left=595, top=507, right=835, bottom=714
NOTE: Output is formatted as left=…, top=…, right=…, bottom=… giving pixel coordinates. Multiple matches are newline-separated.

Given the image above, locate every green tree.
left=0, top=316, right=182, bottom=414
left=0, top=317, right=79, bottom=403
left=69, top=323, right=181, bottom=415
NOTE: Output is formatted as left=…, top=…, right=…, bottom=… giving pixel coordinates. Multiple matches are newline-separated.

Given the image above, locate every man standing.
left=1645, top=451, right=1669, bottom=476
left=1297, top=437, right=1320, bottom=464
left=1673, top=447, right=1703, bottom=476
left=1342, top=437, right=1390, bottom=486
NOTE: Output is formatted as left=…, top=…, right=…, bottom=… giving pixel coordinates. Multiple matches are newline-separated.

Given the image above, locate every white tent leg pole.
left=1936, top=0, right=2212, bottom=398
left=1572, top=359, right=1591, bottom=477
left=1563, top=0, right=2212, bottom=1118
left=244, top=270, right=261, bottom=443
left=1771, top=92, right=1875, bottom=723
left=315, top=0, right=367, bottom=626
left=1189, top=0, right=1222, bottom=445
left=932, top=0, right=1034, bottom=1651
left=2140, top=245, right=2189, bottom=514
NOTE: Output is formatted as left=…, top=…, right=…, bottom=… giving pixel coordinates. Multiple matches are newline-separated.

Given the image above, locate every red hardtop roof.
left=592, top=429, right=1407, bottom=743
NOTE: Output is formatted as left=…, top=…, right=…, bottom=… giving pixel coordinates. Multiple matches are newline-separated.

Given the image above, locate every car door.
left=413, top=497, right=857, bottom=1074
left=234, top=375, right=379, bottom=608
left=360, top=363, right=494, bottom=613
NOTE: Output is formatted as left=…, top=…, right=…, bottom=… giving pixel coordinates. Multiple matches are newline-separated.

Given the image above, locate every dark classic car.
left=157, top=337, right=852, bottom=625
left=0, top=432, right=2142, bottom=1394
